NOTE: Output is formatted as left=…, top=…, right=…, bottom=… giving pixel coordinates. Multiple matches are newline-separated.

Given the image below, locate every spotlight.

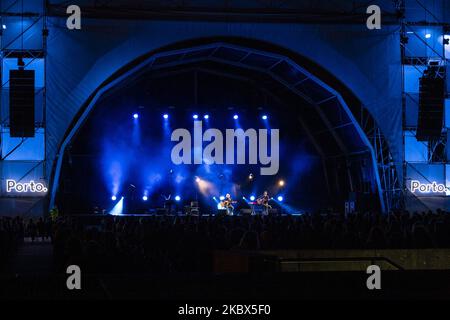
left=250, top=196, right=256, bottom=201
left=219, top=196, right=225, bottom=201
left=277, top=196, right=284, bottom=202
left=204, top=115, right=209, bottom=120
left=142, top=196, right=148, bottom=201
left=195, top=177, right=201, bottom=183
left=425, top=33, right=432, bottom=39
left=133, top=113, right=139, bottom=119
left=193, top=114, right=199, bottom=119
left=233, top=114, right=239, bottom=120
left=278, top=180, right=285, bottom=187
left=248, top=173, right=254, bottom=180
left=111, top=195, right=117, bottom=201
left=175, top=195, right=181, bottom=202
left=262, top=115, right=268, bottom=120
left=163, top=114, right=169, bottom=119
left=2, top=25, right=6, bottom=30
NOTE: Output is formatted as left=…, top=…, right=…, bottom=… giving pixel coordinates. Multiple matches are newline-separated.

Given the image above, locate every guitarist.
left=222, top=193, right=236, bottom=216
left=257, top=191, right=272, bottom=216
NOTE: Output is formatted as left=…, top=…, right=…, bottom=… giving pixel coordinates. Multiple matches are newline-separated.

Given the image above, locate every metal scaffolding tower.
left=400, top=0, right=449, bottom=210
left=0, top=0, right=47, bottom=215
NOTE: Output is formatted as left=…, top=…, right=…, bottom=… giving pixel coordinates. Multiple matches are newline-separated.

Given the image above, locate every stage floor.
left=70, top=212, right=304, bottom=218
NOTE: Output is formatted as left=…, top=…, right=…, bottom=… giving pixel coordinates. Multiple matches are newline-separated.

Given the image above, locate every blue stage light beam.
left=274, top=200, right=300, bottom=215
left=262, top=113, right=271, bottom=129
left=233, top=114, right=242, bottom=130
left=204, top=115, right=209, bottom=120
left=175, top=195, right=181, bottom=202
left=277, top=196, right=284, bottom=202
left=193, top=114, right=199, bottom=119
left=142, top=195, right=148, bottom=201
left=163, top=113, right=172, bottom=137
left=109, top=197, right=124, bottom=216
left=111, top=195, right=117, bottom=201
left=250, top=195, right=256, bottom=201
left=132, top=113, right=141, bottom=146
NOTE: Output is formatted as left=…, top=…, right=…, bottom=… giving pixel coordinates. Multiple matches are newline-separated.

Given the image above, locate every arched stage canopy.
left=49, top=40, right=401, bottom=212
left=0, top=4, right=398, bottom=212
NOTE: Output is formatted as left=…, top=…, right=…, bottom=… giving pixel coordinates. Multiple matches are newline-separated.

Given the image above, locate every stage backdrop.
left=45, top=18, right=403, bottom=200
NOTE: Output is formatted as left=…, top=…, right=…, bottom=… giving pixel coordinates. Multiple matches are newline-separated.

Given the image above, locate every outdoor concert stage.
left=54, top=58, right=385, bottom=217
left=0, top=2, right=410, bottom=217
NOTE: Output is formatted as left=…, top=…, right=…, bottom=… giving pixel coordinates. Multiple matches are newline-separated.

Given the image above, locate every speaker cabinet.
left=416, top=76, right=445, bottom=141
left=9, top=69, right=35, bottom=137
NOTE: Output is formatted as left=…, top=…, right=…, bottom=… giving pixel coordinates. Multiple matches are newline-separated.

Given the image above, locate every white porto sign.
left=6, top=180, right=48, bottom=193
left=410, top=180, right=447, bottom=194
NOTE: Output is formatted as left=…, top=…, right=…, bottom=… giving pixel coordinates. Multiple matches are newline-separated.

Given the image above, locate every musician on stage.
left=223, top=193, right=235, bottom=216
left=259, top=191, right=271, bottom=216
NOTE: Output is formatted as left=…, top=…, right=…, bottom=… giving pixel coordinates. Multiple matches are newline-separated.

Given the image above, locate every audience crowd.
left=2, top=210, right=450, bottom=273
left=44, top=209, right=450, bottom=272
left=0, top=217, right=24, bottom=270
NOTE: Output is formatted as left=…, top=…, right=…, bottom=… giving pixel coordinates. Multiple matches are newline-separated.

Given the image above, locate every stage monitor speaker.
left=9, top=69, right=35, bottom=137
left=416, top=76, right=445, bottom=141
